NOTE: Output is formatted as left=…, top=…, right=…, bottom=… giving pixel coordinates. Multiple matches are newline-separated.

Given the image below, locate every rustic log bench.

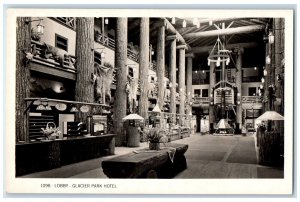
left=102, top=143, right=188, bottom=178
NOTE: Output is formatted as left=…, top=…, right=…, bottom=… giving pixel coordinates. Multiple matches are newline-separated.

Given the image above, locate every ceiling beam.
left=191, top=42, right=259, bottom=53
left=183, top=25, right=265, bottom=39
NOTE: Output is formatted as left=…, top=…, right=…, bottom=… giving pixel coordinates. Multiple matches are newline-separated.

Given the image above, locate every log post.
left=114, top=18, right=128, bottom=146
left=178, top=47, right=186, bottom=117
left=156, top=24, right=165, bottom=110
left=168, top=36, right=177, bottom=122
left=209, top=61, right=216, bottom=133
left=186, top=54, right=194, bottom=115
left=138, top=17, right=150, bottom=119
left=16, top=17, right=31, bottom=142
left=75, top=17, right=95, bottom=122
left=235, top=48, right=243, bottom=133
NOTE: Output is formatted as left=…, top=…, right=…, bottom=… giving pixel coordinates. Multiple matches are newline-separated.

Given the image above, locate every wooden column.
left=114, top=18, right=128, bottom=146
left=16, top=17, right=31, bottom=142
left=138, top=17, right=150, bottom=119
left=178, top=48, right=186, bottom=116
left=186, top=54, right=194, bottom=115
left=235, top=48, right=243, bottom=132
left=264, top=42, right=270, bottom=111
left=75, top=17, right=95, bottom=122
left=209, top=61, right=216, bottom=133
left=274, top=18, right=283, bottom=113
left=168, top=36, right=177, bottom=121
left=156, top=24, right=165, bottom=110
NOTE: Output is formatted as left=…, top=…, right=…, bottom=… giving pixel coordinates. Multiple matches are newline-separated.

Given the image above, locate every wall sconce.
left=171, top=17, right=176, bottom=24
left=25, top=18, right=44, bottom=35
left=182, top=20, right=186, bottom=28
left=268, top=31, right=274, bottom=44
left=104, top=18, right=109, bottom=25
left=266, top=55, right=271, bottom=64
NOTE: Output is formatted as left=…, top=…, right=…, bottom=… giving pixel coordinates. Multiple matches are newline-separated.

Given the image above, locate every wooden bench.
left=102, top=143, right=188, bottom=178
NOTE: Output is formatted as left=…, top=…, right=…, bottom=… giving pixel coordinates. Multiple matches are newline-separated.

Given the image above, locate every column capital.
left=166, top=35, right=177, bottom=41
left=185, top=53, right=195, bottom=58
left=176, top=44, right=188, bottom=50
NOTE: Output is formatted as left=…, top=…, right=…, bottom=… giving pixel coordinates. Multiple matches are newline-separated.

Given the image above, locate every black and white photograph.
left=4, top=8, right=294, bottom=195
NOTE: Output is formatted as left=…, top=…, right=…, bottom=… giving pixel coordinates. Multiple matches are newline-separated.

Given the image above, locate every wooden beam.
left=184, top=25, right=265, bottom=39
left=166, top=35, right=177, bottom=41
left=191, top=42, right=258, bottom=53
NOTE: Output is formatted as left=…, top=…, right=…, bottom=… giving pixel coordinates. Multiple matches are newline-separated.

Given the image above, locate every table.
left=102, top=143, right=188, bottom=178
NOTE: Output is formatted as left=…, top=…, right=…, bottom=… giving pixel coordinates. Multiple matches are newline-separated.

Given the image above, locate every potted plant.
left=143, top=127, right=168, bottom=150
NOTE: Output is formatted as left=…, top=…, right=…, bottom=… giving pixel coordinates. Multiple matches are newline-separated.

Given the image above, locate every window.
left=128, top=67, right=134, bottom=77
left=94, top=51, right=102, bottom=65
left=248, top=87, right=257, bottom=96
left=202, top=89, right=209, bottom=97
left=194, top=89, right=201, bottom=97
left=55, top=34, right=68, bottom=52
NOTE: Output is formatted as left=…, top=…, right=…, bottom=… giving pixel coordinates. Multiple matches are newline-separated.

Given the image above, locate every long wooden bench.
left=102, top=143, right=188, bottom=178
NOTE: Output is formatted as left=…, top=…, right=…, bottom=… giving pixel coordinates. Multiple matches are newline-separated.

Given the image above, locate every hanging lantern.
left=260, top=84, right=264, bottom=89
left=104, top=18, right=109, bottom=25
left=216, top=57, right=221, bottom=67
left=171, top=17, right=176, bottom=24
left=268, top=31, right=274, bottom=44
left=182, top=20, right=186, bottom=28
left=36, top=20, right=44, bottom=35
left=266, top=55, right=271, bottom=64
left=261, top=77, right=265, bottom=83
left=263, top=69, right=267, bottom=76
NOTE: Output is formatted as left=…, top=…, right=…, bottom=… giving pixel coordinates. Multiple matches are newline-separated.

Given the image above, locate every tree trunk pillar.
left=169, top=37, right=177, bottom=122
left=178, top=47, right=186, bottom=118
left=186, top=54, right=193, bottom=115
left=75, top=17, right=95, bottom=123
left=209, top=61, right=216, bottom=133
left=16, top=17, right=31, bottom=142
left=235, top=48, right=243, bottom=133
left=114, top=18, right=128, bottom=146
left=138, top=17, right=150, bottom=119
left=156, top=24, right=165, bottom=110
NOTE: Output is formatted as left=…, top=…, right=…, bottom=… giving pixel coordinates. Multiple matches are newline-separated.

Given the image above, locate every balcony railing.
left=50, top=17, right=76, bottom=29
left=193, top=97, right=210, bottom=104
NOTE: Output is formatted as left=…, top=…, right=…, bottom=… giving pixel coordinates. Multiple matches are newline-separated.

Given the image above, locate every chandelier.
left=207, top=36, right=231, bottom=67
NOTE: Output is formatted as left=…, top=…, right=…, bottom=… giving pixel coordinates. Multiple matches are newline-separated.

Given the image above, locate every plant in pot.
left=143, top=127, right=168, bottom=150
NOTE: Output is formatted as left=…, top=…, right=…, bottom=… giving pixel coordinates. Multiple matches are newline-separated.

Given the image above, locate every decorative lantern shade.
left=152, top=103, right=161, bottom=113
left=266, top=55, right=271, bottom=64
left=268, top=32, right=274, bottom=44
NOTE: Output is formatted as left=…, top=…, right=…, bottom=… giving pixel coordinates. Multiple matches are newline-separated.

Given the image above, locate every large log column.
left=178, top=47, right=186, bottom=116
left=235, top=48, right=243, bottom=133
left=138, top=17, right=149, bottom=119
left=16, top=17, right=31, bottom=142
left=75, top=17, right=94, bottom=122
left=168, top=35, right=177, bottom=122
left=274, top=18, right=284, bottom=113
left=209, top=61, right=216, bottom=133
left=114, top=18, right=128, bottom=146
left=186, top=53, right=194, bottom=115
left=156, top=24, right=165, bottom=110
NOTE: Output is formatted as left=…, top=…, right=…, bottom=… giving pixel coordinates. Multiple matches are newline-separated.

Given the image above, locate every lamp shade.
left=152, top=103, right=161, bottom=113
left=256, top=111, right=284, bottom=121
